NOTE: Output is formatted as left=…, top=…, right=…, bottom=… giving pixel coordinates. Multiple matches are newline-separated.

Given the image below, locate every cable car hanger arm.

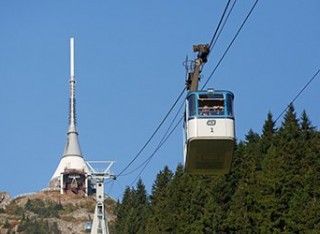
left=186, top=44, right=210, bottom=92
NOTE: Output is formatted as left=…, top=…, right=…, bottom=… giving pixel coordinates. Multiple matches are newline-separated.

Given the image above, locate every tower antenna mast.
left=69, top=37, right=77, bottom=133
left=50, top=37, right=90, bottom=195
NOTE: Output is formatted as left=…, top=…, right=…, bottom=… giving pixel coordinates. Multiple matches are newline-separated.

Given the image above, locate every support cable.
left=209, top=0, right=237, bottom=53
left=208, top=0, right=233, bottom=50
left=201, top=0, right=236, bottom=73
left=274, top=67, right=320, bottom=123
left=202, top=0, right=259, bottom=89
left=130, top=115, right=184, bottom=186
left=125, top=100, right=184, bottom=184
left=116, top=87, right=186, bottom=177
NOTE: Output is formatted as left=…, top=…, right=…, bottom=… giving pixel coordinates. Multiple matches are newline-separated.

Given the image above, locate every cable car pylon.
left=86, top=161, right=116, bottom=234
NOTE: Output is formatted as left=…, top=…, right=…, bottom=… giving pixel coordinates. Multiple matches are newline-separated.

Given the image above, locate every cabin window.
left=198, top=94, right=225, bottom=116
left=226, top=93, right=234, bottom=117
left=188, top=94, right=196, bottom=117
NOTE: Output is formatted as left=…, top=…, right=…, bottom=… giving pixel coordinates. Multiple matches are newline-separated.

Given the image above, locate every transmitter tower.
left=50, top=38, right=90, bottom=195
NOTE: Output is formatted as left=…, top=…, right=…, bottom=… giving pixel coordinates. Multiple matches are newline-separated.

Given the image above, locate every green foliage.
left=114, top=106, right=320, bottom=233
left=114, top=179, right=150, bottom=234
left=60, top=203, right=77, bottom=214
left=5, top=200, right=24, bottom=216
left=3, top=220, right=11, bottom=228
left=18, top=217, right=60, bottom=234
left=25, top=198, right=63, bottom=218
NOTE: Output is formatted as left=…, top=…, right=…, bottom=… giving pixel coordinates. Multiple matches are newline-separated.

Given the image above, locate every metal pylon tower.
left=86, top=161, right=116, bottom=234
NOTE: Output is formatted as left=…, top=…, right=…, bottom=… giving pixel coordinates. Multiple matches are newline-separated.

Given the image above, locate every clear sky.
left=0, top=1, right=319, bottom=200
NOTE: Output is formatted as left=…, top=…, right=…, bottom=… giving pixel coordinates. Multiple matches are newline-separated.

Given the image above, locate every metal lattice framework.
left=86, top=161, right=116, bottom=234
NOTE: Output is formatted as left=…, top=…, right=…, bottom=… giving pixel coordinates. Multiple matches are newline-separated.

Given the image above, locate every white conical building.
left=50, top=38, right=90, bottom=195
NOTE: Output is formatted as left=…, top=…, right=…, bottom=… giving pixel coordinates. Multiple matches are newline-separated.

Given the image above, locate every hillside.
left=0, top=190, right=116, bottom=234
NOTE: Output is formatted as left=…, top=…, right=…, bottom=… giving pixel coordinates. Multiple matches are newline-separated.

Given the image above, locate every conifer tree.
left=278, top=104, right=300, bottom=143
left=132, top=179, right=150, bottom=234
left=146, top=166, right=173, bottom=232
left=277, top=104, right=301, bottom=173
left=148, top=165, right=188, bottom=233
left=300, top=110, right=316, bottom=141
left=114, top=180, right=150, bottom=234
left=261, top=111, right=276, bottom=154
left=224, top=129, right=263, bottom=232
left=149, top=166, right=173, bottom=205
left=269, top=104, right=303, bottom=231
left=114, top=187, right=135, bottom=234
left=290, top=110, right=320, bottom=231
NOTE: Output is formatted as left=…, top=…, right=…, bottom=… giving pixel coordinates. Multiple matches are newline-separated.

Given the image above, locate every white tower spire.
left=50, top=38, right=89, bottom=190
left=69, top=37, right=77, bottom=134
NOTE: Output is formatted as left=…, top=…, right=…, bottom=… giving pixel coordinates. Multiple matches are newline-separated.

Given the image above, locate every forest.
left=113, top=105, right=320, bottom=233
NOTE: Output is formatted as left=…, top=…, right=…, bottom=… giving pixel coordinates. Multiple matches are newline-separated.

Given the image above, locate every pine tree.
left=149, top=166, right=173, bottom=205
left=223, top=129, right=263, bottom=232
left=278, top=104, right=300, bottom=144
left=277, top=104, right=301, bottom=173
left=114, top=187, right=135, bottom=234
left=146, top=166, right=173, bottom=232
left=114, top=180, right=150, bottom=234
left=289, top=110, right=320, bottom=232
left=269, top=104, right=303, bottom=231
left=260, top=111, right=276, bottom=154
left=133, top=179, right=150, bottom=234
left=300, top=110, right=316, bottom=141
left=146, top=165, right=187, bottom=233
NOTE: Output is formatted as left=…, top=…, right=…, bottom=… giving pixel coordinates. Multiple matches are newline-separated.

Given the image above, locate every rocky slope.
left=0, top=190, right=117, bottom=234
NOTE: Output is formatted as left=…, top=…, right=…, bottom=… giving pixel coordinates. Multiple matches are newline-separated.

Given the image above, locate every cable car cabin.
left=184, top=89, right=235, bottom=175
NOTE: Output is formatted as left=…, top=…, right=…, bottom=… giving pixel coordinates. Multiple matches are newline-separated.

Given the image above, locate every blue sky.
left=0, top=1, right=319, bottom=200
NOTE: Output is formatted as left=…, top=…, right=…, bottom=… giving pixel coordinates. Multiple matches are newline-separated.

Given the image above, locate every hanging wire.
left=106, top=179, right=115, bottom=196
left=128, top=102, right=185, bottom=186
left=274, top=67, right=320, bottom=123
left=201, top=0, right=237, bottom=73
left=130, top=116, right=184, bottom=187
left=208, top=0, right=233, bottom=50
left=202, top=0, right=259, bottom=89
left=209, top=0, right=237, bottom=53
left=121, top=99, right=184, bottom=177
left=116, top=87, right=186, bottom=177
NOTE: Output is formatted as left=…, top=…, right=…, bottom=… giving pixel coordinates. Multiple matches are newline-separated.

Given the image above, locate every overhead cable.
left=130, top=115, right=184, bottom=187
left=116, top=87, right=186, bottom=177
left=209, top=0, right=237, bottom=53
left=128, top=102, right=185, bottom=185
left=275, top=67, right=320, bottom=123
left=122, top=99, right=185, bottom=177
left=201, top=0, right=236, bottom=73
left=202, top=0, right=259, bottom=89
left=208, top=0, right=233, bottom=51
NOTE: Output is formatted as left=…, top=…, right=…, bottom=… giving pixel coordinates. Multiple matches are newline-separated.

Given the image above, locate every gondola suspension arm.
left=186, top=44, right=210, bottom=92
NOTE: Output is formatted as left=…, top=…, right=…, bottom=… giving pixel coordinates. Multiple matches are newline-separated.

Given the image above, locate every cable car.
left=84, top=221, right=92, bottom=232
left=183, top=89, right=235, bottom=174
